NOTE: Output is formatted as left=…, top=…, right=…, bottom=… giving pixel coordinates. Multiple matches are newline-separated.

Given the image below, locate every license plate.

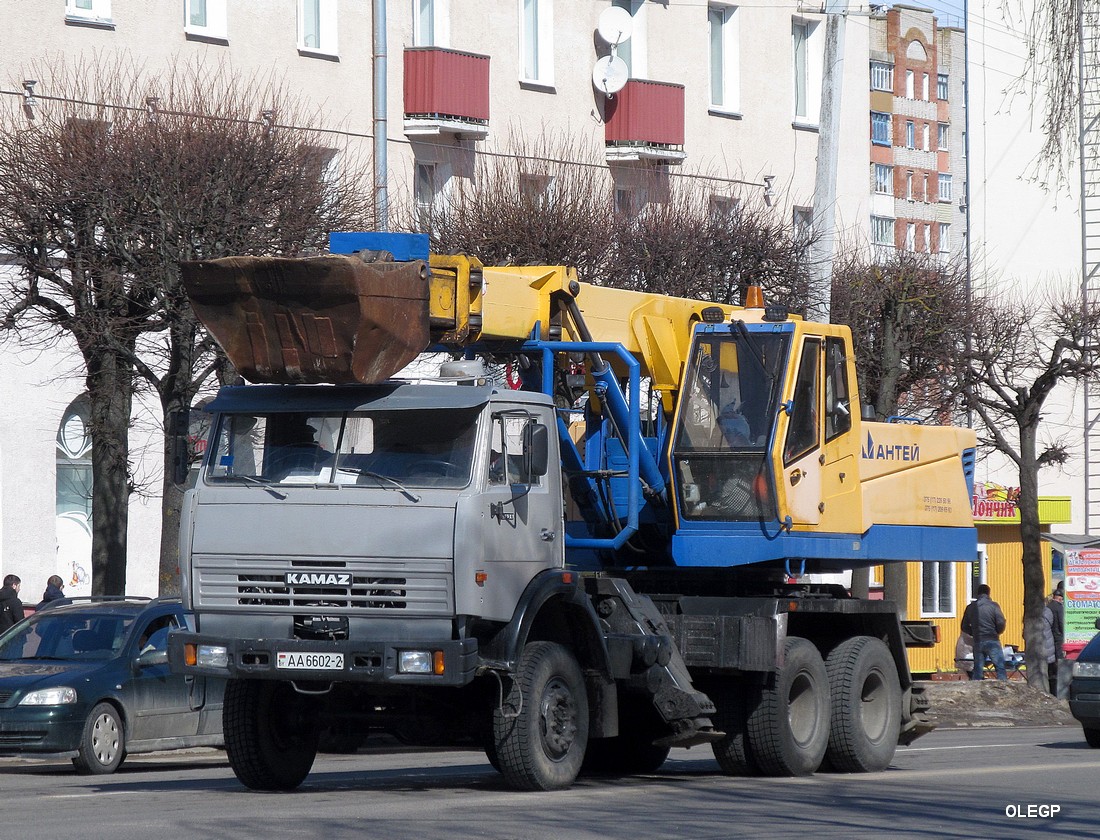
left=276, top=651, right=344, bottom=670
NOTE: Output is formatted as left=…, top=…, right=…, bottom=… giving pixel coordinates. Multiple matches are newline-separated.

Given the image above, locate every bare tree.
left=403, top=134, right=616, bottom=280
left=956, top=282, right=1100, bottom=689
left=0, top=57, right=373, bottom=594
left=1008, top=0, right=1098, bottom=184
left=831, top=247, right=970, bottom=421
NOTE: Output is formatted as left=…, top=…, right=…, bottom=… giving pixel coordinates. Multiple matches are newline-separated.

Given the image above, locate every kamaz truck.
left=168, top=232, right=976, bottom=791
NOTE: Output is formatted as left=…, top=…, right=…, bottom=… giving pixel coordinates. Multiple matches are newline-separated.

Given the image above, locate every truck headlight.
left=197, top=644, right=229, bottom=669
left=398, top=650, right=432, bottom=674
left=1072, top=660, right=1100, bottom=678
left=19, top=686, right=77, bottom=706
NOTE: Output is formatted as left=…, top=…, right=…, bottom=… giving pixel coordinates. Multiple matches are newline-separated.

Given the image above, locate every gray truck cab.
left=177, top=380, right=561, bottom=683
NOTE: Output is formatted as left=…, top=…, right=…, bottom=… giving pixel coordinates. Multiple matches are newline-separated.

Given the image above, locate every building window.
left=905, top=222, right=916, bottom=251
left=520, top=173, right=554, bottom=208
left=614, top=0, right=647, bottom=79
left=938, top=123, right=949, bottom=150
left=939, top=173, right=953, bottom=202
left=905, top=172, right=913, bottom=201
left=939, top=222, right=951, bottom=253
left=873, top=163, right=893, bottom=195
left=937, top=73, right=949, bottom=100
left=299, top=0, right=337, bottom=55
left=615, top=187, right=645, bottom=217
left=906, top=120, right=915, bottom=149
left=905, top=69, right=914, bottom=98
left=57, top=396, right=93, bottom=594
left=67, top=0, right=111, bottom=22
left=922, top=123, right=930, bottom=151
left=922, top=72, right=930, bottom=100
left=709, top=195, right=741, bottom=220
left=870, top=61, right=893, bottom=92
left=185, top=0, right=227, bottom=39
left=520, top=0, right=554, bottom=85
left=921, top=561, right=956, bottom=616
left=792, top=19, right=821, bottom=123
left=709, top=4, right=740, bottom=111
left=793, top=206, right=813, bottom=242
left=871, top=215, right=894, bottom=246
left=415, top=162, right=440, bottom=228
left=871, top=111, right=891, bottom=145
left=414, top=0, right=449, bottom=47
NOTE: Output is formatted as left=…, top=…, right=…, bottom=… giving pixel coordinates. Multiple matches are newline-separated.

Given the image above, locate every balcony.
left=604, top=80, right=686, bottom=164
left=403, top=47, right=490, bottom=139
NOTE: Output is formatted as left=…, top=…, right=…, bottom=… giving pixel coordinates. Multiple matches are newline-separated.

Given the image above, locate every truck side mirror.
left=520, top=423, right=549, bottom=482
left=168, top=408, right=191, bottom=486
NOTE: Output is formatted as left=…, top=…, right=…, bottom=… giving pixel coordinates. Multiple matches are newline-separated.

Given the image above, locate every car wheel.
left=1084, top=727, right=1100, bottom=748
left=73, top=702, right=125, bottom=775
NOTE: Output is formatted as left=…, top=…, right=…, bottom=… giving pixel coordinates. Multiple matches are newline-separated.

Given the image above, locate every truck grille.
left=193, top=556, right=453, bottom=616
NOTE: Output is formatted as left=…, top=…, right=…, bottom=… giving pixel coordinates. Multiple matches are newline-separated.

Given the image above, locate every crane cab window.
left=783, top=339, right=821, bottom=464
left=824, top=337, right=851, bottom=442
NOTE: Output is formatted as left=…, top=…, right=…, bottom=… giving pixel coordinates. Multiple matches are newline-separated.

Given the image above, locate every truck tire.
left=1085, top=727, right=1100, bottom=748
left=747, top=636, right=829, bottom=776
left=823, top=636, right=901, bottom=772
left=492, top=641, right=588, bottom=790
left=224, top=679, right=320, bottom=791
left=711, top=684, right=758, bottom=776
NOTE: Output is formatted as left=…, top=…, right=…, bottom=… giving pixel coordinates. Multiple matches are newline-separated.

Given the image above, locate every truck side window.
left=783, top=339, right=821, bottom=464
left=489, top=415, right=535, bottom=486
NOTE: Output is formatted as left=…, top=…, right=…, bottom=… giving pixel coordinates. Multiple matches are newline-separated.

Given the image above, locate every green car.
left=0, top=597, right=223, bottom=774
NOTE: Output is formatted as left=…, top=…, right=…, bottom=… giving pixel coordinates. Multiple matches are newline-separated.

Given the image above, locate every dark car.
left=0, top=597, right=223, bottom=774
left=1069, top=618, right=1100, bottom=747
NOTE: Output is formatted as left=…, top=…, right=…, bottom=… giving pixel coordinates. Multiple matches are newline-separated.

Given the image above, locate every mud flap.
left=592, top=578, right=722, bottom=748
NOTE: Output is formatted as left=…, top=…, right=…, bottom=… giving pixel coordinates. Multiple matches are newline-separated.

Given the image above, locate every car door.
left=125, top=611, right=200, bottom=742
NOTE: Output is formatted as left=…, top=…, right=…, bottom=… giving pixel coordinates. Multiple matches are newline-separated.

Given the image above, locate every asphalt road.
left=3, top=726, right=1097, bottom=840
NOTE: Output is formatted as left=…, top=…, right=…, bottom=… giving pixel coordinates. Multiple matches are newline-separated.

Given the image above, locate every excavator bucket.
left=180, top=255, right=430, bottom=385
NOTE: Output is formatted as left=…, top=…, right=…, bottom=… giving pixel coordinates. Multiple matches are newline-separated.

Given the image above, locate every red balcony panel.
left=604, top=80, right=685, bottom=148
left=404, top=47, right=490, bottom=123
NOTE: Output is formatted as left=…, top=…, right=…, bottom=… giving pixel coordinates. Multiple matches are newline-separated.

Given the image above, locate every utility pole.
left=373, top=0, right=389, bottom=230
left=809, top=0, right=849, bottom=324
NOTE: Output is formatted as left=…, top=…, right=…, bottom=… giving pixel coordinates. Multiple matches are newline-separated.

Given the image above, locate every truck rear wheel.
left=492, top=641, right=588, bottom=790
left=711, top=684, right=758, bottom=776
left=824, top=636, right=901, bottom=772
left=747, top=636, right=829, bottom=776
left=224, top=679, right=320, bottom=791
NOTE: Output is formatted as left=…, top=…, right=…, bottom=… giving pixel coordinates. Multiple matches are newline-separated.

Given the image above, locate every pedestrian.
left=36, top=575, right=65, bottom=611
left=1046, top=582, right=1065, bottom=694
left=961, top=584, right=1008, bottom=681
left=0, top=574, right=25, bottom=633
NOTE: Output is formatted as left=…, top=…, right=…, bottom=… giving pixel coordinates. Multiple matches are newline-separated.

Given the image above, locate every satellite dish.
left=597, top=6, right=633, bottom=46
left=592, top=55, right=629, bottom=95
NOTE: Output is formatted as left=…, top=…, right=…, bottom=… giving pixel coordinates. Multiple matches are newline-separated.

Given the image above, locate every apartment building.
left=868, top=5, right=966, bottom=261
left=0, top=0, right=874, bottom=593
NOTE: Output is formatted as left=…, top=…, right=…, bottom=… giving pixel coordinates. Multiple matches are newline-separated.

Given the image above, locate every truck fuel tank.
left=180, top=254, right=430, bottom=384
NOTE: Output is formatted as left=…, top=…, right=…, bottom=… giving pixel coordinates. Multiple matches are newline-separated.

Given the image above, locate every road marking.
left=45, top=792, right=127, bottom=799
left=902, top=742, right=1031, bottom=752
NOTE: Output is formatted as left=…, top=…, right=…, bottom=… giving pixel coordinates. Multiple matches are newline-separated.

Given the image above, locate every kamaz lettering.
left=861, top=432, right=919, bottom=462
left=286, top=572, right=352, bottom=586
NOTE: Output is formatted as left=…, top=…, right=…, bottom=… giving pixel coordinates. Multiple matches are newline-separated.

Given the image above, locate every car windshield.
left=206, top=407, right=480, bottom=489
left=0, top=611, right=136, bottom=662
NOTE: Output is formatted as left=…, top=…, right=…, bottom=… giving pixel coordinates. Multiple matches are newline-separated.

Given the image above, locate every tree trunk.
left=159, top=463, right=184, bottom=596
left=883, top=563, right=908, bottom=620
left=850, top=566, right=870, bottom=599
left=1016, top=422, right=1049, bottom=691
left=85, top=349, right=134, bottom=596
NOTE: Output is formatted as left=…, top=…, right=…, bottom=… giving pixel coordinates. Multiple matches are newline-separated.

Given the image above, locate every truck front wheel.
left=492, top=641, right=589, bottom=790
left=823, top=636, right=901, bottom=772
left=224, top=679, right=320, bottom=791
left=747, top=636, right=830, bottom=776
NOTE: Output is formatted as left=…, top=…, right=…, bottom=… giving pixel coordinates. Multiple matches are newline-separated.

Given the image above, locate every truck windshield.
left=206, top=407, right=480, bottom=489
left=673, top=332, right=789, bottom=521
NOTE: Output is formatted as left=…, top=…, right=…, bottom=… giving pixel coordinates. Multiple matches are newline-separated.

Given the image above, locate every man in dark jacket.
left=1047, top=582, right=1065, bottom=693
left=961, top=584, right=1008, bottom=681
left=36, top=575, right=65, bottom=611
left=0, top=575, right=25, bottom=633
